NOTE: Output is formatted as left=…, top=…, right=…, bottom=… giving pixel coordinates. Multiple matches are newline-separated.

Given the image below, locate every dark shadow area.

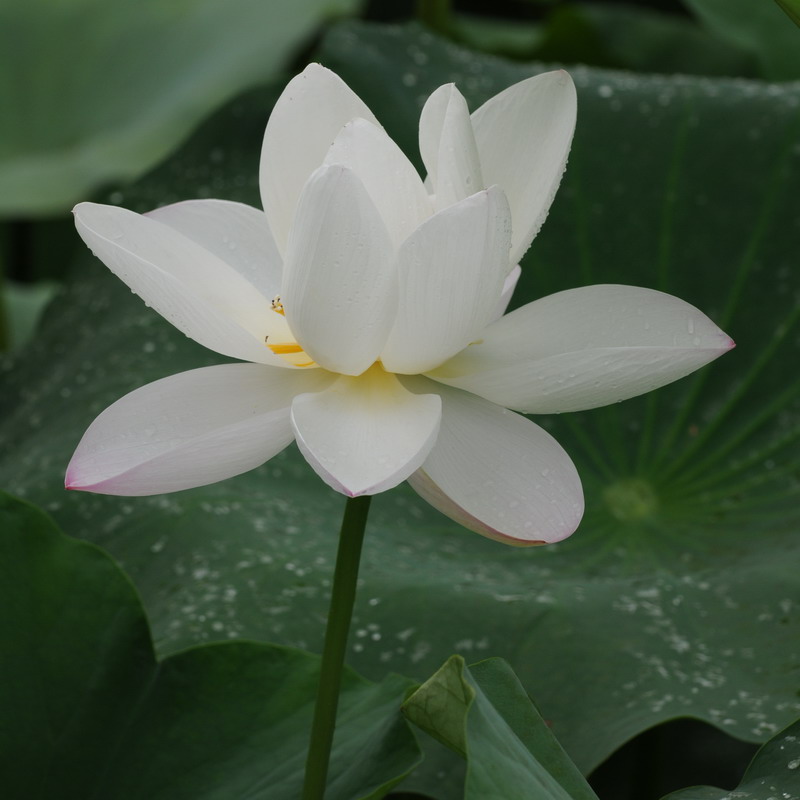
left=364, top=0, right=691, bottom=23
left=589, top=718, right=759, bottom=799
left=387, top=794, right=435, bottom=799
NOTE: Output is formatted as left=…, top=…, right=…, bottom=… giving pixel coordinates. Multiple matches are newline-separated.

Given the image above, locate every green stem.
left=301, top=494, right=372, bottom=800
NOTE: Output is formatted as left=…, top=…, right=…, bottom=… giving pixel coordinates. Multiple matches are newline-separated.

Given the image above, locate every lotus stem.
left=301, top=494, right=372, bottom=800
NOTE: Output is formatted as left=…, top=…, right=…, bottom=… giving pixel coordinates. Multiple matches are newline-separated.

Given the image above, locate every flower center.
left=264, top=295, right=317, bottom=367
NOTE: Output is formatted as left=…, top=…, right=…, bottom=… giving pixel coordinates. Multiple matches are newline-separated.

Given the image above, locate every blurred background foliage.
left=2, top=1, right=799, bottom=799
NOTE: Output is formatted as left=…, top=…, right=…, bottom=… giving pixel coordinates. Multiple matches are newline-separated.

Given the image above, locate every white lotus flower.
left=65, top=65, right=733, bottom=546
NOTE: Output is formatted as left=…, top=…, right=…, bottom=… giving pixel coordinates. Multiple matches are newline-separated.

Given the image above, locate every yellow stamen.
left=264, top=295, right=316, bottom=367
left=264, top=336, right=317, bottom=368
left=271, top=295, right=285, bottom=316
left=268, top=342, right=304, bottom=355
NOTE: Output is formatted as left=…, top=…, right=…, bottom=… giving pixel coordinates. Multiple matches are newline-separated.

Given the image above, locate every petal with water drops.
left=431, top=284, right=735, bottom=414
left=66, top=364, right=334, bottom=495
left=406, top=380, right=584, bottom=545
left=281, top=165, right=396, bottom=376
left=472, top=70, right=577, bottom=265
left=74, top=202, right=284, bottom=366
left=148, top=199, right=282, bottom=298
left=260, top=63, right=380, bottom=255
left=291, top=367, right=441, bottom=497
left=324, top=117, right=432, bottom=246
left=419, top=83, right=484, bottom=212
left=381, top=186, right=511, bottom=375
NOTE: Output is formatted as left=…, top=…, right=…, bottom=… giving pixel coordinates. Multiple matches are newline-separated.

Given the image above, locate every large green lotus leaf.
left=513, top=2, right=756, bottom=79
left=684, top=0, right=800, bottom=80
left=0, top=0, right=358, bottom=217
left=663, top=717, right=800, bottom=800
left=402, top=656, right=598, bottom=800
left=569, top=2, right=757, bottom=77
left=0, top=491, right=420, bottom=799
left=1, top=20, right=799, bottom=792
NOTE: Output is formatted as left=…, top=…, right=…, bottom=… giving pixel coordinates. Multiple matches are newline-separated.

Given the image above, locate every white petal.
left=282, top=165, right=396, bottom=376
left=291, top=368, right=441, bottom=497
left=260, top=64, right=380, bottom=254
left=472, top=70, right=577, bottom=265
left=418, top=84, right=451, bottom=194
left=324, top=118, right=432, bottom=246
left=74, top=202, right=285, bottom=366
left=147, top=199, right=282, bottom=298
left=419, top=84, right=484, bottom=212
left=406, top=381, right=583, bottom=545
left=431, top=285, right=735, bottom=414
left=66, top=364, right=334, bottom=496
left=492, top=264, right=521, bottom=321
left=381, top=186, right=512, bottom=375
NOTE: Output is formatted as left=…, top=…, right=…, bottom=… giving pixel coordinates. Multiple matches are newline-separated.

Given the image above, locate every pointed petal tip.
left=65, top=481, right=106, bottom=494
left=64, top=464, right=79, bottom=491
left=300, top=460, right=396, bottom=499
left=64, top=472, right=104, bottom=494
left=65, top=463, right=128, bottom=494
left=311, top=464, right=374, bottom=498
left=313, top=162, right=347, bottom=183
left=429, top=81, right=457, bottom=96
left=341, top=483, right=380, bottom=499
left=72, top=200, right=95, bottom=217
left=541, top=69, right=576, bottom=91
left=707, top=331, right=735, bottom=355
left=302, top=61, right=328, bottom=75
left=292, top=62, right=336, bottom=85
left=63, top=469, right=119, bottom=496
